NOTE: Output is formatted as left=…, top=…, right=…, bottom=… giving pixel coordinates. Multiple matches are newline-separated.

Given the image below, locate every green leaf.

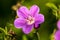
left=0, top=27, right=7, bottom=35
left=46, top=3, right=58, bottom=10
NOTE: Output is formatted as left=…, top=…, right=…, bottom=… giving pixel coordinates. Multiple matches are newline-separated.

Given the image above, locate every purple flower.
left=14, top=5, right=44, bottom=34
left=54, top=30, right=60, bottom=40
left=57, top=20, right=60, bottom=30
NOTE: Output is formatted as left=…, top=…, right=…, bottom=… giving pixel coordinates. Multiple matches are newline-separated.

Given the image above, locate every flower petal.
left=35, top=14, right=44, bottom=24
left=57, top=20, right=60, bottom=30
left=22, top=25, right=33, bottom=34
left=17, top=6, right=29, bottom=18
left=34, top=22, right=40, bottom=29
left=55, top=30, right=60, bottom=40
left=14, top=18, right=26, bottom=28
left=30, top=5, right=39, bottom=16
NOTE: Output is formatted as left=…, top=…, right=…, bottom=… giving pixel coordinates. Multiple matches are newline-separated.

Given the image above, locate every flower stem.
left=33, top=30, right=40, bottom=40
left=36, top=32, right=40, bottom=40
left=4, top=36, right=7, bottom=40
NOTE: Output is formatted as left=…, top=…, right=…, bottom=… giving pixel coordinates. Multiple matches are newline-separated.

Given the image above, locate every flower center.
left=26, top=16, right=35, bottom=25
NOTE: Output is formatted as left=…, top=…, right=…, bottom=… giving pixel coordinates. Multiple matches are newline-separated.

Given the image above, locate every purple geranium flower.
left=54, top=30, right=60, bottom=40
left=14, top=5, right=44, bottom=34
left=57, top=20, right=60, bottom=30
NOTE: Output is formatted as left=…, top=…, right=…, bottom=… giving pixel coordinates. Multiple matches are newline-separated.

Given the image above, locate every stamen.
left=26, top=16, right=35, bottom=25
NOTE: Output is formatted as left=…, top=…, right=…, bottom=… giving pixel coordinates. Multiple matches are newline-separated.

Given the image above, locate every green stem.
left=33, top=30, right=40, bottom=40
left=4, top=36, right=7, bottom=40
left=36, top=32, right=40, bottom=40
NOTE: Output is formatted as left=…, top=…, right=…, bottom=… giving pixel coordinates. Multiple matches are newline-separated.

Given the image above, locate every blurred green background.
left=0, top=0, right=60, bottom=40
